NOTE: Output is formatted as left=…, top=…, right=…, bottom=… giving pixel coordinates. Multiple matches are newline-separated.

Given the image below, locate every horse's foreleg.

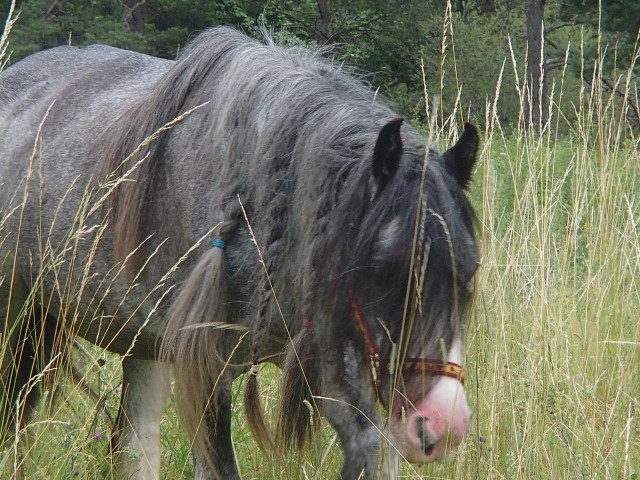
left=322, top=388, right=385, bottom=479
left=113, top=357, right=170, bottom=480
left=192, top=376, right=241, bottom=480
left=320, top=342, right=397, bottom=480
left=1, top=277, right=53, bottom=451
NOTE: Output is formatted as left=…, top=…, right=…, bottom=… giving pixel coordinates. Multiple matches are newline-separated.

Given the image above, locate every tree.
left=1, top=0, right=613, bottom=131
left=559, top=0, right=640, bottom=125
left=123, top=0, right=150, bottom=34
left=525, top=0, right=545, bottom=132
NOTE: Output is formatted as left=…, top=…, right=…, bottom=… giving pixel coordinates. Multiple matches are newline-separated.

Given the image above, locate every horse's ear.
left=372, top=118, right=403, bottom=190
left=443, top=123, right=479, bottom=189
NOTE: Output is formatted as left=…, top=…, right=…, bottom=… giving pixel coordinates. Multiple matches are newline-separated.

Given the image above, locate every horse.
left=0, top=26, right=480, bottom=479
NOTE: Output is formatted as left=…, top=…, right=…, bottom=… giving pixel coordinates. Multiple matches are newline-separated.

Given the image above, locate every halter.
left=349, top=294, right=466, bottom=388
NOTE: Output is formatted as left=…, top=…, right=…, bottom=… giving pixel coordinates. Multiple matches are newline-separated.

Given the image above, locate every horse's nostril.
left=415, top=416, right=434, bottom=456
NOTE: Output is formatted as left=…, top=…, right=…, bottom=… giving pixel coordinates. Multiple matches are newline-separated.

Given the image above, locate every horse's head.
left=335, top=120, right=479, bottom=462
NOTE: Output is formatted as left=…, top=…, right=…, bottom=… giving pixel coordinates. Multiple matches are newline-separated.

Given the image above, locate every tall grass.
left=1, top=4, right=638, bottom=479
left=463, top=28, right=639, bottom=480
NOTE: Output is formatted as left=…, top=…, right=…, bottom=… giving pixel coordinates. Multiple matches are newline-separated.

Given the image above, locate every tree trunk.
left=315, top=0, right=331, bottom=44
left=525, top=0, right=546, bottom=132
left=124, top=0, right=149, bottom=35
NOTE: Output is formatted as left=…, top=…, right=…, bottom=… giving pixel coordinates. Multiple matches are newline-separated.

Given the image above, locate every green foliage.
left=558, top=0, right=639, bottom=101
left=4, top=0, right=629, bottom=131
left=559, top=0, right=640, bottom=35
left=0, top=1, right=530, bottom=126
left=2, top=0, right=143, bottom=58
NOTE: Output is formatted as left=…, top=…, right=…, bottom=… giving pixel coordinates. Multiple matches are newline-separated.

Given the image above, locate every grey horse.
left=0, top=27, right=479, bottom=479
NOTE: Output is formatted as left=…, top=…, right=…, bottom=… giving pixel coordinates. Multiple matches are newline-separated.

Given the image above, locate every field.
left=1, top=5, right=638, bottom=480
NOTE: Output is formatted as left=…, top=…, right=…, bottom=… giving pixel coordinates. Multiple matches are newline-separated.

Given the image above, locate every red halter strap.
left=349, top=294, right=466, bottom=387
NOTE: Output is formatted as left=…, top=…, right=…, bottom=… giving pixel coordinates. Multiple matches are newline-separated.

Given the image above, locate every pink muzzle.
left=349, top=294, right=471, bottom=461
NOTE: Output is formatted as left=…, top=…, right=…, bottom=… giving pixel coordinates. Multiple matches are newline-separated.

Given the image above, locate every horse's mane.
left=100, top=26, right=389, bottom=266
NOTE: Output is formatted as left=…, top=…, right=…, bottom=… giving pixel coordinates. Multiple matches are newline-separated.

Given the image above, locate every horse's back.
left=0, top=43, right=169, bottom=103
left=0, top=44, right=171, bottom=169
left=0, top=44, right=141, bottom=106
left=0, top=43, right=172, bottom=208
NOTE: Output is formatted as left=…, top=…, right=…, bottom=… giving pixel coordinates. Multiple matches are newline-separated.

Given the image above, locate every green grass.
left=3, top=106, right=638, bottom=480
left=1, top=4, right=639, bottom=479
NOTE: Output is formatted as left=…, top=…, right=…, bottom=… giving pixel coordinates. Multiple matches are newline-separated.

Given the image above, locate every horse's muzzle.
left=390, top=374, right=471, bottom=462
